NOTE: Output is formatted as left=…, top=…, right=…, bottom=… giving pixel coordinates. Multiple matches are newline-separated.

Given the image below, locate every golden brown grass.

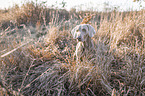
left=0, top=1, right=145, bottom=96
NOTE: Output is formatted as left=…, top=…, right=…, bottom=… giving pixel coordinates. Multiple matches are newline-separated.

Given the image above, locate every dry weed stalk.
left=81, top=14, right=95, bottom=24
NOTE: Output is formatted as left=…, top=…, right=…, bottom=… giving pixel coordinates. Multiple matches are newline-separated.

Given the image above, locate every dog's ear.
left=86, top=25, right=96, bottom=37
left=71, top=26, right=78, bottom=39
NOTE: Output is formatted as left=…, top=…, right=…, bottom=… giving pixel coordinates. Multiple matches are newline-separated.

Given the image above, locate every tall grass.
left=0, top=1, right=145, bottom=96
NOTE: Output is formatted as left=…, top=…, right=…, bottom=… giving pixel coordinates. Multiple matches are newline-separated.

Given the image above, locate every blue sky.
left=0, top=0, right=145, bottom=11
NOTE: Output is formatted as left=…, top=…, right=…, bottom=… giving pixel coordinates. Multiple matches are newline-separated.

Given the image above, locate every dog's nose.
left=77, top=36, right=82, bottom=41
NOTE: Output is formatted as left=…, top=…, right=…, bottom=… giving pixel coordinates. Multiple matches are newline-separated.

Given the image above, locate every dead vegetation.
left=0, top=1, right=145, bottom=96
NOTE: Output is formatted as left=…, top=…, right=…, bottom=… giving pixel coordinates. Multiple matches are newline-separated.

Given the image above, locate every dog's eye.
left=76, top=29, right=79, bottom=32
left=82, top=29, right=86, bottom=32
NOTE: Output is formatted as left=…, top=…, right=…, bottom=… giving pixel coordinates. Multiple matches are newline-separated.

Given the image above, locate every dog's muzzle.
left=77, top=36, right=82, bottom=41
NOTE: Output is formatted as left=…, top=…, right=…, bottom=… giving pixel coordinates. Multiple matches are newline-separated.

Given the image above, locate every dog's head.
left=71, top=24, right=96, bottom=42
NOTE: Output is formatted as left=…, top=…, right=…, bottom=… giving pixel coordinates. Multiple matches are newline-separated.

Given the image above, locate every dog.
left=71, top=24, right=96, bottom=62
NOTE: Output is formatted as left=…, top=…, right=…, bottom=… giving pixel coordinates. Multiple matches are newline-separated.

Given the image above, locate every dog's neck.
left=83, top=36, right=94, bottom=50
left=76, top=36, right=95, bottom=61
left=77, top=36, right=94, bottom=51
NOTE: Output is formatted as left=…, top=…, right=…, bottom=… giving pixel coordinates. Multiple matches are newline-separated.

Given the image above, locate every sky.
left=0, top=0, right=145, bottom=11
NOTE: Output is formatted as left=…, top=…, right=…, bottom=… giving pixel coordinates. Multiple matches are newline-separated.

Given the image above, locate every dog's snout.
left=77, top=36, right=82, bottom=41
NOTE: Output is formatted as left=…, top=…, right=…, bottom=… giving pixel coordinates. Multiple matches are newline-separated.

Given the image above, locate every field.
left=0, top=1, right=145, bottom=96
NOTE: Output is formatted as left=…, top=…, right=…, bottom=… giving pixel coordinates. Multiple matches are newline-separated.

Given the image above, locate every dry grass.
left=0, top=1, right=145, bottom=96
